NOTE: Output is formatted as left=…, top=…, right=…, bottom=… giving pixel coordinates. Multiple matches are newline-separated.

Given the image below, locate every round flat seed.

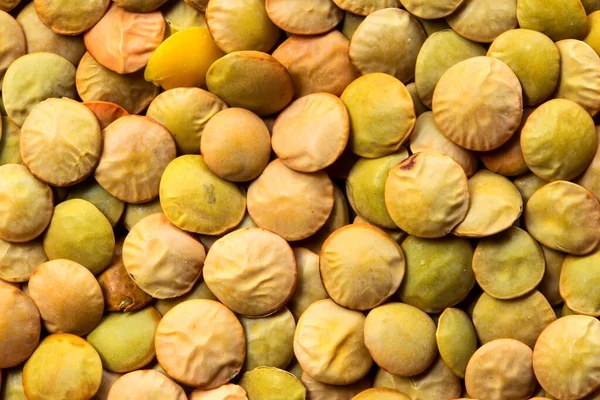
left=349, top=8, right=425, bottom=83
left=554, top=39, right=600, bottom=116
left=272, top=30, right=358, bottom=98
left=560, top=248, right=600, bottom=316
left=0, top=164, right=53, bottom=243
left=206, top=0, right=280, bottom=53
left=21, top=98, right=101, bottom=187
left=239, top=308, right=295, bottom=370
left=86, top=307, right=161, bottom=373
left=203, top=227, right=296, bottom=316
left=465, top=339, right=536, bottom=400
left=0, top=284, right=40, bottom=369
left=94, top=115, right=176, bottom=204
left=146, top=87, right=227, bottom=155
left=364, top=302, right=437, bottom=377
left=201, top=108, right=271, bottom=182
left=160, top=155, right=246, bottom=235
left=247, top=159, right=334, bottom=241
left=3, top=53, right=77, bottom=126
left=385, top=151, right=469, bottom=238
left=0, top=10, right=25, bottom=86
left=43, top=199, right=115, bottom=275
left=487, top=29, right=560, bottom=106
left=341, top=73, right=415, bottom=158
left=472, top=227, right=545, bottom=299
left=266, top=0, right=343, bottom=35
left=294, top=299, right=373, bottom=385
left=436, top=308, right=478, bottom=378
left=472, top=291, right=556, bottom=349
left=123, top=213, right=205, bottom=299
left=447, top=0, right=518, bottom=43
left=84, top=3, right=165, bottom=74
left=0, top=239, right=47, bottom=282
left=17, top=2, right=85, bottom=66
left=525, top=181, right=600, bottom=255
left=23, top=334, right=103, bottom=400
left=155, top=299, right=246, bottom=388
left=453, top=170, right=523, bottom=238
left=28, top=259, right=104, bottom=336
left=144, top=27, right=223, bottom=90
left=432, top=56, right=523, bottom=151
left=34, top=0, right=110, bottom=35
left=320, top=224, right=405, bottom=310
left=77, top=52, right=158, bottom=114
left=206, top=51, right=293, bottom=117
left=398, top=235, right=474, bottom=313
left=107, top=370, right=186, bottom=400
left=533, top=316, right=600, bottom=399
left=272, top=92, right=349, bottom=173
left=517, top=0, right=587, bottom=41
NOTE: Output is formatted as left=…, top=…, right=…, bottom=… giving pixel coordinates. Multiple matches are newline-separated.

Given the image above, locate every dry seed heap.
left=0, top=0, right=600, bottom=399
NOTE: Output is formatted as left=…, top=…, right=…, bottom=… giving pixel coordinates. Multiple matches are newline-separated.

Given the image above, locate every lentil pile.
left=1, top=0, right=600, bottom=399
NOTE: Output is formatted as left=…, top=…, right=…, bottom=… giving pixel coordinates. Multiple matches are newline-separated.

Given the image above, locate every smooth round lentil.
left=155, top=299, right=246, bottom=389
left=122, top=212, right=205, bottom=299
left=23, top=333, right=103, bottom=400
left=203, top=227, right=296, bottom=316
left=28, top=259, right=104, bottom=335
left=159, top=155, right=247, bottom=235
left=294, top=299, right=373, bottom=385
left=385, top=151, right=470, bottom=238
left=433, top=56, right=523, bottom=152
left=43, top=199, right=115, bottom=275
left=0, top=284, right=40, bottom=369
left=364, top=302, right=437, bottom=377
left=320, top=224, right=405, bottom=310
